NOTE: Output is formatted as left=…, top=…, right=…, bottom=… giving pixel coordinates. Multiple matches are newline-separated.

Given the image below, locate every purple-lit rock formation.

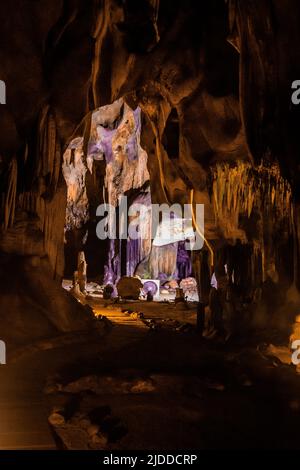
left=177, top=242, right=192, bottom=280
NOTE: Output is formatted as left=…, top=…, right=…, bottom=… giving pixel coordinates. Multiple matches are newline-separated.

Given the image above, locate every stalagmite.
left=3, top=157, right=17, bottom=230
left=77, top=251, right=87, bottom=294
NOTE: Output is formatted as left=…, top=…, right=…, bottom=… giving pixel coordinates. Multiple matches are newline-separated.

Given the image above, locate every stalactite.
left=211, top=161, right=292, bottom=240
left=151, top=0, right=160, bottom=44
left=17, top=109, right=66, bottom=278
left=62, top=137, right=89, bottom=232
left=3, top=157, right=17, bottom=230
left=91, top=1, right=110, bottom=108
left=142, top=101, right=171, bottom=205
left=38, top=106, right=62, bottom=196
left=104, top=104, right=150, bottom=207
left=149, top=243, right=178, bottom=279
left=211, top=160, right=293, bottom=294
left=126, top=191, right=152, bottom=277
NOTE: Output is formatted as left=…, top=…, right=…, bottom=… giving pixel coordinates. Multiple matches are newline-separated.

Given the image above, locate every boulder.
left=179, top=277, right=197, bottom=293
left=116, top=276, right=143, bottom=300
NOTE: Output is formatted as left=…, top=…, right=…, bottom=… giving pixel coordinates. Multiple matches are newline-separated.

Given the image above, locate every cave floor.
left=0, top=300, right=300, bottom=450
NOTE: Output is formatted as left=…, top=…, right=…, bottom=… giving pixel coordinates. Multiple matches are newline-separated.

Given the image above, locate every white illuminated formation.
left=0, top=79, right=6, bottom=104
left=0, top=340, right=6, bottom=365
left=153, top=216, right=195, bottom=247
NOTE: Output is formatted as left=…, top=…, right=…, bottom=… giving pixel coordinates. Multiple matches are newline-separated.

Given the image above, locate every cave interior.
left=1, top=0, right=300, bottom=451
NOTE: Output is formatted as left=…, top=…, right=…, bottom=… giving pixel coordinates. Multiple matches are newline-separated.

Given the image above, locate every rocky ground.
left=0, top=298, right=300, bottom=450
